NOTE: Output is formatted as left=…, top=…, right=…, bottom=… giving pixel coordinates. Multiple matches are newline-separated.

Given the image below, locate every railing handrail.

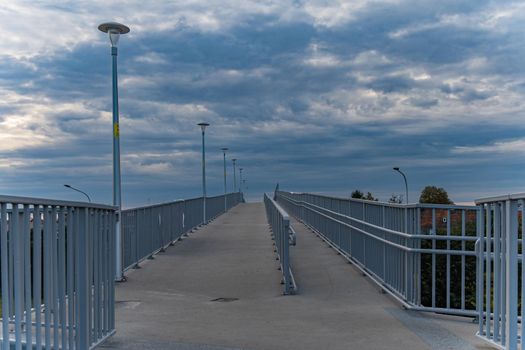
left=121, top=192, right=243, bottom=272
left=280, top=193, right=478, bottom=240
left=264, top=193, right=295, bottom=295
left=0, top=194, right=117, bottom=210
left=123, top=192, right=241, bottom=212
left=279, top=193, right=478, bottom=256
left=279, top=191, right=477, bottom=210
left=266, top=193, right=290, bottom=221
left=475, top=192, right=525, bottom=204
left=123, top=199, right=185, bottom=211
left=276, top=190, right=480, bottom=317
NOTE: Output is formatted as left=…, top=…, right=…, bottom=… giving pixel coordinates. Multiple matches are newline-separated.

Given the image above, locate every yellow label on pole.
left=114, top=123, right=120, bottom=138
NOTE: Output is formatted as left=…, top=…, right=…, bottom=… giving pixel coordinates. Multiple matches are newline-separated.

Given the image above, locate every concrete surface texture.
left=101, top=203, right=494, bottom=350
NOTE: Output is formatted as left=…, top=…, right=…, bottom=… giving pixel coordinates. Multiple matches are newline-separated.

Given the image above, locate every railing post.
left=1, top=204, right=9, bottom=350
left=505, top=199, right=518, bottom=350
left=476, top=204, right=484, bottom=337
left=76, top=207, right=90, bottom=350
left=134, top=210, right=140, bottom=268
left=405, top=208, right=411, bottom=303
left=282, top=217, right=291, bottom=295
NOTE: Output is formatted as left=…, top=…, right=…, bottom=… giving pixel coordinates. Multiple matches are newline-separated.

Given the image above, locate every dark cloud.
left=407, top=97, right=438, bottom=108
left=0, top=1, right=524, bottom=204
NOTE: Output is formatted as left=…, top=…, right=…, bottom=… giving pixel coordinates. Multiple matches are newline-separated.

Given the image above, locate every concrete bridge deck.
left=101, top=203, right=493, bottom=350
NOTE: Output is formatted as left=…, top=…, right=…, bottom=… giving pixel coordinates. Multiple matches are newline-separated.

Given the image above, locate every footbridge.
left=1, top=190, right=523, bottom=349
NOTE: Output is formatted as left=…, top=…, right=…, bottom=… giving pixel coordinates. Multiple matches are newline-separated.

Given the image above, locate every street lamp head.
left=393, top=167, right=400, bottom=171
left=98, top=22, right=130, bottom=47
left=232, top=158, right=237, bottom=162
left=197, top=122, right=210, bottom=132
left=221, top=147, right=229, bottom=152
left=64, top=184, right=71, bottom=188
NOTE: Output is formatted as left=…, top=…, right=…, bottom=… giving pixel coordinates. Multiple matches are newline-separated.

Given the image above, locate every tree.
left=351, top=190, right=364, bottom=199
left=419, top=186, right=453, bottom=204
left=388, top=194, right=404, bottom=204
left=364, top=192, right=378, bottom=201
left=351, top=190, right=378, bottom=201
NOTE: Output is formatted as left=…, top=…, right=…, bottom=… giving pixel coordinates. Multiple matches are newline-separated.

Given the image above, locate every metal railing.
left=121, top=192, right=243, bottom=272
left=276, top=191, right=479, bottom=316
left=0, top=195, right=117, bottom=350
left=264, top=193, right=296, bottom=295
left=476, top=193, right=525, bottom=350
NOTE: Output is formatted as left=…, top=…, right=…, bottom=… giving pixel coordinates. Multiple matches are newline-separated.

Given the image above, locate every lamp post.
left=64, top=184, right=92, bottom=202
left=393, top=167, right=409, bottom=204
left=98, top=22, right=129, bottom=281
left=221, top=148, right=228, bottom=212
left=232, top=159, right=237, bottom=193
left=198, top=123, right=210, bottom=223
left=239, top=168, right=243, bottom=193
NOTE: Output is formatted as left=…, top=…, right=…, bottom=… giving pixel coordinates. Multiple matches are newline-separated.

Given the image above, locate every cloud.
left=0, top=0, right=524, bottom=204
left=453, top=139, right=525, bottom=155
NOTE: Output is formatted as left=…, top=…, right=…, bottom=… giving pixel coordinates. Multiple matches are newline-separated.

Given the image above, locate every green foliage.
left=351, top=190, right=364, bottom=199
left=388, top=194, right=404, bottom=204
left=418, top=209, right=477, bottom=310
left=364, top=192, right=378, bottom=201
left=351, top=190, right=378, bottom=201
left=419, top=186, right=453, bottom=204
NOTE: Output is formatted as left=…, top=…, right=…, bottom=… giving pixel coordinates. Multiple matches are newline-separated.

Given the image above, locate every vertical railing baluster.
left=51, top=206, right=59, bottom=348
left=67, top=207, right=75, bottom=350
left=495, top=203, right=501, bottom=341
left=12, top=204, right=23, bottom=350
left=58, top=207, right=67, bottom=349
left=34, top=206, right=43, bottom=350
left=446, top=209, right=451, bottom=310
left=486, top=204, right=492, bottom=340
left=476, top=204, right=484, bottom=337
left=94, top=209, right=101, bottom=342
left=1, top=203, right=10, bottom=350
left=501, top=203, right=507, bottom=345
left=23, top=205, right=32, bottom=348
left=461, top=210, right=466, bottom=311
left=44, top=207, right=52, bottom=350
left=432, top=208, right=436, bottom=309
left=76, top=207, right=89, bottom=350
left=521, top=200, right=525, bottom=348
left=505, top=200, right=518, bottom=349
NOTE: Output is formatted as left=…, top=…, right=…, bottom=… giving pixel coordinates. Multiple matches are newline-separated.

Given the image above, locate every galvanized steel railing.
left=476, top=193, right=525, bottom=350
left=121, top=192, right=243, bottom=272
left=276, top=191, right=479, bottom=316
left=0, top=195, right=117, bottom=350
left=264, top=193, right=296, bottom=295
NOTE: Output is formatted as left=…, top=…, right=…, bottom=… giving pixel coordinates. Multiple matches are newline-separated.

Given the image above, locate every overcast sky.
left=0, top=1, right=524, bottom=206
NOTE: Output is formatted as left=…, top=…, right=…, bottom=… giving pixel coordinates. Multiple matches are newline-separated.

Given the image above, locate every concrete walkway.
left=101, top=203, right=493, bottom=350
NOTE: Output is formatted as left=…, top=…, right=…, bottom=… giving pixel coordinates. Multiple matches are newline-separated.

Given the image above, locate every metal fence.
left=276, top=191, right=479, bottom=316
left=0, top=195, right=117, bottom=350
left=264, top=193, right=296, bottom=295
left=121, top=192, right=243, bottom=272
left=476, top=193, right=525, bottom=350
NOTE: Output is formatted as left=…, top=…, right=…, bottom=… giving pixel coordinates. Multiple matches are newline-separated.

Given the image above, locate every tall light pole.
left=221, top=148, right=228, bottom=212
left=393, top=167, right=409, bottom=204
left=232, top=159, right=237, bottom=193
left=64, top=184, right=92, bottom=202
left=198, top=123, right=210, bottom=223
left=98, top=22, right=129, bottom=281
left=239, top=168, right=243, bottom=193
